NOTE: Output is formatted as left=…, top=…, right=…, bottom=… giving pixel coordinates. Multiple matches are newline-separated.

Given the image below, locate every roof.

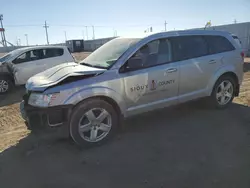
left=17, top=45, right=67, bottom=51
left=120, top=29, right=231, bottom=39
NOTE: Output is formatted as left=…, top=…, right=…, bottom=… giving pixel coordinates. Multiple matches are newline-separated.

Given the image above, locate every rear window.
left=204, top=36, right=235, bottom=54
left=43, top=48, right=64, bottom=58
left=171, top=36, right=208, bottom=61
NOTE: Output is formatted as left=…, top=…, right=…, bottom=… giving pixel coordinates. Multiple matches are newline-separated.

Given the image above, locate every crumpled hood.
left=26, top=62, right=105, bottom=91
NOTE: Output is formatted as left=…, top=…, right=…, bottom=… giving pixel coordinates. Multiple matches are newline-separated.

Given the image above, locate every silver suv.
left=20, top=30, right=244, bottom=147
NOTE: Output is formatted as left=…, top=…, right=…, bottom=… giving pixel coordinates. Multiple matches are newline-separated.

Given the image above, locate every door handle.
left=209, top=60, right=216, bottom=64
left=166, top=68, right=177, bottom=73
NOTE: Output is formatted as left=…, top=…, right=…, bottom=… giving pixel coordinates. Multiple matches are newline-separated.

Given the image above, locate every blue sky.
left=0, top=0, right=249, bottom=45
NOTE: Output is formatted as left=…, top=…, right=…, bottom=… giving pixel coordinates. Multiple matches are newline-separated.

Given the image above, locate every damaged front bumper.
left=20, top=94, right=73, bottom=132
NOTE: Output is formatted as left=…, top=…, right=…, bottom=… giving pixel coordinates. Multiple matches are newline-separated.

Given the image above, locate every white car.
left=0, top=46, right=74, bottom=94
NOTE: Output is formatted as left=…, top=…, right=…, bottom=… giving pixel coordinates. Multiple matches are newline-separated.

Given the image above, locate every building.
left=66, top=40, right=84, bottom=52
left=84, top=37, right=117, bottom=51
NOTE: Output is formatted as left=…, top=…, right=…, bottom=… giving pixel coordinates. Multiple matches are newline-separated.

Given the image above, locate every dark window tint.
left=204, top=36, right=235, bottom=54
left=171, top=36, right=208, bottom=61
left=43, top=48, right=64, bottom=58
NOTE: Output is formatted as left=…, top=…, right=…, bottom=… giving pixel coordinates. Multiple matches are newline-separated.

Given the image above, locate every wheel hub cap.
left=78, top=108, right=112, bottom=142
left=0, top=80, right=9, bottom=93
left=216, top=80, right=233, bottom=105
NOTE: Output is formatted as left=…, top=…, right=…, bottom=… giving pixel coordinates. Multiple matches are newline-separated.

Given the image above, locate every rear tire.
left=69, top=98, right=118, bottom=147
left=209, top=75, right=236, bottom=109
left=0, top=76, right=14, bottom=95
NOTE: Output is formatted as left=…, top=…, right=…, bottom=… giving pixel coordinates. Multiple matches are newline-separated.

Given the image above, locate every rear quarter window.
left=204, top=36, right=235, bottom=54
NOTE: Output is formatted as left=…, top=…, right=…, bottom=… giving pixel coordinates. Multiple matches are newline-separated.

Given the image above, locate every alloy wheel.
left=78, top=108, right=112, bottom=142
left=216, top=80, right=234, bottom=105
left=0, top=80, right=9, bottom=93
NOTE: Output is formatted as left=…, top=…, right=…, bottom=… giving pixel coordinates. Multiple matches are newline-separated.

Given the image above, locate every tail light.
left=241, top=52, right=244, bottom=60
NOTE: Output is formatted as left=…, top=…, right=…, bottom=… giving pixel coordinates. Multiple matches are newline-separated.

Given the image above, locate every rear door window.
left=171, top=36, right=208, bottom=61
left=43, top=48, right=64, bottom=58
left=204, top=36, right=235, bottom=54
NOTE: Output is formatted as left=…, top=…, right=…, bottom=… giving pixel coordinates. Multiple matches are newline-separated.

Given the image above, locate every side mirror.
left=123, top=57, right=143, bottom=72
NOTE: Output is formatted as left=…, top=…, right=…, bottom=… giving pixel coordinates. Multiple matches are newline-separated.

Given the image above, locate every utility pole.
left=15, top=37, right=18, bottom=46
left=18, top=38, right=21, bottom=46
left=0, top=14, right=7, bottom=47
left=164, top=20, right=167, bottom=31
left=24, top=34, right=28, bottom=46
left=85, top=26, right=88, bottom=40
left=92, top=25, right=95, bottom=39
left=43, top=21, right=49, bottom=45
left=64, top=31, right=67, bottom=41
left=82, top=30, right=84, bottom=40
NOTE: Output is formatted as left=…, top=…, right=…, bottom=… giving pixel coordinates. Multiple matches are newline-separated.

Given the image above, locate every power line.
left=4, top=23, right=163, bottom=28
left=5, top=24, right=41, bottom=27
left=43, top=21, right=49, bottom=45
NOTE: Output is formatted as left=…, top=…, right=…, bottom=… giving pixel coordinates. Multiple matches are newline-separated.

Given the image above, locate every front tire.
left=210, top=75, right=236, bottom=109
left=0, top=76, right=13, bottom=95
left=69, top=98, right=118, bottom=147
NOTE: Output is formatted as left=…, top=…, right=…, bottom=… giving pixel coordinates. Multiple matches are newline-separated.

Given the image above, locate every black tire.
left=209, top=75, right=236, bottom=109
left=69, top=98, right=118, bottom=147
left=0, top=76, right=14, bottom=95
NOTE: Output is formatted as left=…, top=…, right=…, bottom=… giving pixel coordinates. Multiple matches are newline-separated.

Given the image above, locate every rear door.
left=12, top=49, right=45, bottom=85
left=204, top=35, right=237, bottom=63
left=43, top=48, right=66, bottom=69
left=122, top=38, right=180, bottom=115
left=171, top=35, right=218, bottom=102
left=173, top=35, right=236, bottom=103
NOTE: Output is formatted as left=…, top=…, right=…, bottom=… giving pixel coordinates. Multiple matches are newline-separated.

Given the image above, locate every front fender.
left=63, top=86, right=127, bottom=116
left=207, top=65, right=238, bottom=95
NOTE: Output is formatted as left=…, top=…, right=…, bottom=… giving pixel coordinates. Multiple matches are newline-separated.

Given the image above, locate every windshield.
left=81, top=38, right=140, bottom=68
left=0, top=53, right=12, bottom=62
left=0, top=49, right=22, bottom=62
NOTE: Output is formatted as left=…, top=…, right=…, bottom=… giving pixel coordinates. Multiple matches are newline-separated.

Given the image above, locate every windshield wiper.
left=80, top=62, right=94, bottom=67
left=80, top=62, right=107, bottom=69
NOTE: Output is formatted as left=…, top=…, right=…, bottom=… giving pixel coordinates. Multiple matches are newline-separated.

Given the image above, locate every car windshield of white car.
left=0, top=49, right=24, bottom=62
left=81, top=38, right=140, bottom=68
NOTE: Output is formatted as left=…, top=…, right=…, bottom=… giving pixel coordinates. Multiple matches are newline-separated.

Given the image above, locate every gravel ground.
left=0, top=54, right=250, bottom=188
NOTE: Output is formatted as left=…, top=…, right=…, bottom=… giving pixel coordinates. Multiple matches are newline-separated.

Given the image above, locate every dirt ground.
left=0, top=54, right=250, bottom=188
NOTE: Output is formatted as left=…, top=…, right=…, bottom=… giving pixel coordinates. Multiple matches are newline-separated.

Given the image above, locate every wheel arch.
left=63, top=87, right=127, bottom=117
left=0, top=73, right=15, bottom=84
left=208, top=71, right=239, bottom=96
left=217, top=72, right=238, bottom=85
left=207, top=64, right=240, bottom=95
left=76, top=95, right=123, bottom=116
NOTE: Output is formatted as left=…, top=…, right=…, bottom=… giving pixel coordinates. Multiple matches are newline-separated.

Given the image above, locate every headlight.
left=28, top=93, right=59, bottom=107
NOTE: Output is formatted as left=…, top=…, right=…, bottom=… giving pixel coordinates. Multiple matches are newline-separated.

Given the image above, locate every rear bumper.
left=20, top=100, right=73, bottom=132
